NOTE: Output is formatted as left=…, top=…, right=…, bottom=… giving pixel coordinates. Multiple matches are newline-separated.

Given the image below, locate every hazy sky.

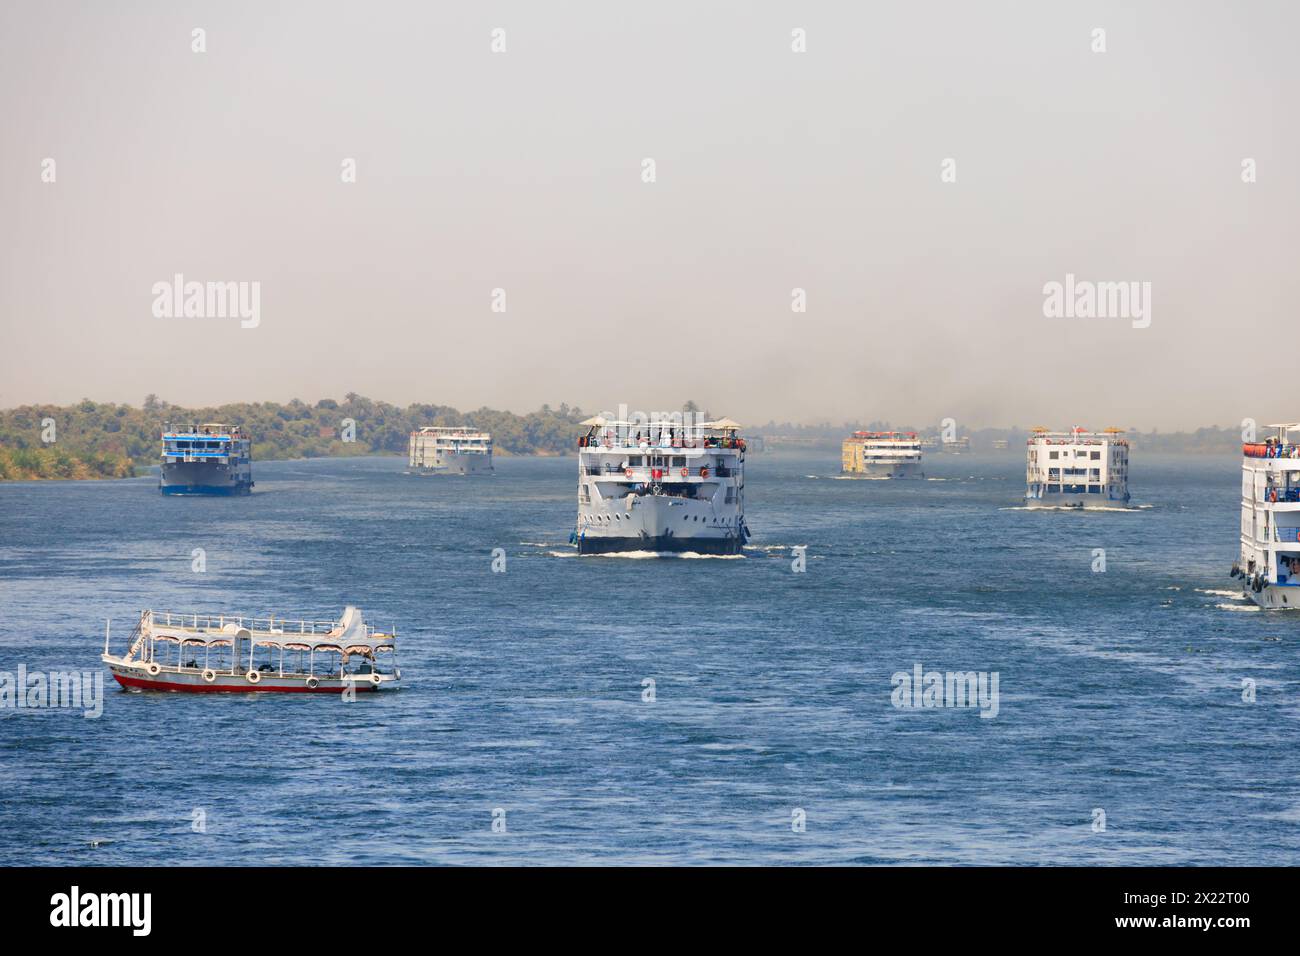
left=2, top=1, right=1297, bottom=429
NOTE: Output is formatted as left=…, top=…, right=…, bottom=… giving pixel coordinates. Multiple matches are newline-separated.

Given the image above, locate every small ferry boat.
left=408, top=426, right=494, bottom=475
left=102, top=606, right=400, bottom=692
left=1024, top=426, right=1131, bottom=508
left=573, top=415, right=750, bottom=554
left=1231, top=424, right=1300, bottom=609
left=841, top=431, right=924, bottom=478
left=160, top=422, right=252, bottom=495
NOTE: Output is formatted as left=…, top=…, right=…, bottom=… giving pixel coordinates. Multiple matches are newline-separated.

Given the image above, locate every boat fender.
left=305, top=676, right=319, bottom=689
left=370, top=673, right=382, bottom=686
left=202, top=668, right=217, bottom=683
left=246, top=670, right=261, bottom=684
left=146, top=662, right=161, bottom=676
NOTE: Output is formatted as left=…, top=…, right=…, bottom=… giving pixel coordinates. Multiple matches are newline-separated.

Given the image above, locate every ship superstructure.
left=841, top=431, right=924, bottom=478
left=408, top=426, right=494, bottom=475
left=1024, top=426, right=1130, bottom=508
left=1232, top=423, right=1300, bottom=608
left=573, top=415, right=750, bottom=554
left=159, top=422, right=252, bottom=496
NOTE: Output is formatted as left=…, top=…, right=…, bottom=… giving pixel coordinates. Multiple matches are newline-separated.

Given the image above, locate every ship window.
left=1049, top=451, right=1059, bottom=460
left=1091, top=451, right=1100, bottom=460
left=629, top=456, right=643, bottom=466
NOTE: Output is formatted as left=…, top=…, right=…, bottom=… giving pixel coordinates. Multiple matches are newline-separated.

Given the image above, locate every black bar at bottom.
left=0, top=866, right=1276, bottom=941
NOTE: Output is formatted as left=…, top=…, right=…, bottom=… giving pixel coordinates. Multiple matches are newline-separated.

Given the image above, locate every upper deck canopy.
left=145, top=606, right=393, bottom=650
left=162, top=422, right=245, bottom=438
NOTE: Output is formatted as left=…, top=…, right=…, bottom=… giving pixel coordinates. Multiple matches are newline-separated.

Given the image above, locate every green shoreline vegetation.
left=0, top=394, right=1249, bottom=481
left=0, top=394, right=589, bottom=481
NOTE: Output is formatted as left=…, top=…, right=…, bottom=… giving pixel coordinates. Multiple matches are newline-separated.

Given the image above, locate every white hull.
left=104, top=656, right=400, bottom=693
left=1024, top=493, right=1132, bottom=509
left=1239, top=583, right=1300, bottom=609
left=408, top=451, right=494, bottom=476
left=576, top=491, right=744, bottom=554
left=845, top=461, right=924, bottom=479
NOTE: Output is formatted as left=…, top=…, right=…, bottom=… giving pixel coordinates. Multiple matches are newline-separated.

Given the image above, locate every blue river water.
left=1, top=450, right=1297, bottom=865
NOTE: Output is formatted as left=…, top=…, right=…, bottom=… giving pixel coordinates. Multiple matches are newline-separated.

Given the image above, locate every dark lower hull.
left=577, top=533, right=743, bottom=555
left=160, top=482, right=252, bottom=496
left=160, top=461, right=252, bottom=496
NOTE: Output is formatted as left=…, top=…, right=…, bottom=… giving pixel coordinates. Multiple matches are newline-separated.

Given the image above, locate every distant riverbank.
left=0, top=447, right=579, bottom=481
left=0, top=447, right=135, bottom=481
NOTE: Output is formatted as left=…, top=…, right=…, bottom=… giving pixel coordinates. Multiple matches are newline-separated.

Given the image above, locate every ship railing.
left=150, top=612, right=355, bottom=635
left=578, top=437, right=746, bottom=451
left=124, top=611, right=149, bottom=661
left=1244, top=443, right=1300, bottom=459
left=1263, top=489, right=1300, bottom=504
left=1275, top=528, right=1300, bottom=543
left=586, top=463, right=732, bottom=479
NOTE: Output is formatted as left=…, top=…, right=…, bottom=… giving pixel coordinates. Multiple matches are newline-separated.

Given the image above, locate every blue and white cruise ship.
left=159, top=422, right=253, bottom=496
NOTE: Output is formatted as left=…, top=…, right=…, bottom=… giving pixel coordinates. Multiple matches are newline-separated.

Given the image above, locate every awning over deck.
left=145, top=607, right=393, bottom=652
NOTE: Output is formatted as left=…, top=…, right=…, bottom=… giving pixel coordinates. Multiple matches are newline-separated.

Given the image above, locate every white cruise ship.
left=1024, top=427, right=1131, bottom=508
left=1232, top=423, right=1300, bottom=608
left=573, top=415, right=750, bottom=554
left=841, top=431, right=924, bottom=478
left=408, top=426, right=494, bottom=475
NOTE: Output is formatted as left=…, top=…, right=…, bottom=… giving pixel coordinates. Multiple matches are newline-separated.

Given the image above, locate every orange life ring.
left=624, top=467, right=634, bottom=479
left=700, top=467, right=709, bottom=479
left=680, top=468, right=689, bottom=477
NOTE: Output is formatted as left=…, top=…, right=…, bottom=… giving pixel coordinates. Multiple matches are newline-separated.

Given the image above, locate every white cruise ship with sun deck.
left=1025, top=426, right=1131, bottom=508
left=1232, top=423, right=1300, bottom=608
left=408, top=426, right=494, bottom=475
left=573, top=415, right=750, bottom=554
left=841, top=431, right=924, bottom=478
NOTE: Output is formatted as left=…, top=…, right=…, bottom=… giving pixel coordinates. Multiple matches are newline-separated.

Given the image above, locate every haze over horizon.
left=2, top=1, right=1297, bottom=431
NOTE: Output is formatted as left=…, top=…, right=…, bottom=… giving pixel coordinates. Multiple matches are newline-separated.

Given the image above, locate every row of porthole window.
left=583, top=513, right=730, bottom=524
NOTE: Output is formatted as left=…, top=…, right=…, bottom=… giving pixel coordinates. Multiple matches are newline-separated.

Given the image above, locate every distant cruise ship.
left=408, top=426, right=494, bottom=475
left=573, top=415, right=750, bottom=554
left=1232, top=423, right=1300, bottom=608
left=159, top=423, right=252, bottom=496
left=1024, top=427, right=1130, bottom=508
left=841, top=431, right=924, bottom=478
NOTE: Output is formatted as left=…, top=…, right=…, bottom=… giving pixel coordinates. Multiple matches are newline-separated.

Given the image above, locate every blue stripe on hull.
left=160, top=483, right=252, bottom=496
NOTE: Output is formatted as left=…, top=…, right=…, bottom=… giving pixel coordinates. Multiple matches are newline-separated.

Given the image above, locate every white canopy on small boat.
left=147, top=607, right=392, bottom=652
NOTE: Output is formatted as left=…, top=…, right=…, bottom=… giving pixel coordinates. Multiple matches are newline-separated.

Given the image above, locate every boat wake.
left=1000, top=504, right=1147, bottom=512
left=568, top=549, right=744, bottom=560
